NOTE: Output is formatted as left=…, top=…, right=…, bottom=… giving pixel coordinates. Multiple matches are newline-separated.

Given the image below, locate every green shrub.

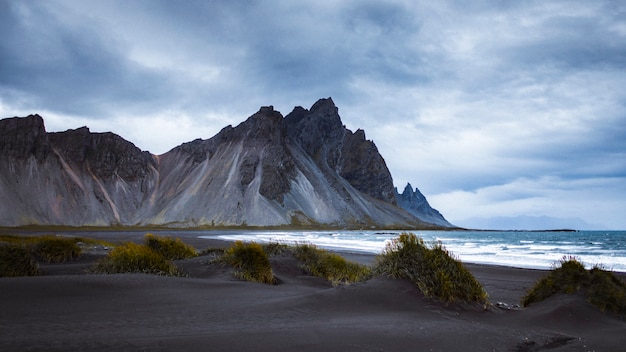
left=32, top=236, right=82, bottom=263
left=522, top=257, right=626, bottom=314
left=93, top=242, right=180, bottom=276
left=219, top=241, right=275, bottom=284
left=375, top=233, right=488, bottom=303
left=0, top=244, right=39, bottom=277
left=294, top=243, right=372, bottom=286
left=144, top=233, right=197, bottom=260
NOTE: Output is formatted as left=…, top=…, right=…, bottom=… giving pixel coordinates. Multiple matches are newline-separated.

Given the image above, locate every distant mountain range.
left=0, top=98, right=453, bottom=229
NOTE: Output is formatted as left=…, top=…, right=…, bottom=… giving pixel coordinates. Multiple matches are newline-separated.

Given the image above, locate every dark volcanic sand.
left=1, top=233, right=624, bottom=351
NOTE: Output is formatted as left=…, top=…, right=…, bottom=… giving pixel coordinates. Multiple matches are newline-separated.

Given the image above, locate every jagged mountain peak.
left=310, top=96, right=338, bottom=114
left=395, top=182, right=453, bottom=227
left=285, top=98, right=342, bottom=137
left=236, top=105, right=284, bottom=141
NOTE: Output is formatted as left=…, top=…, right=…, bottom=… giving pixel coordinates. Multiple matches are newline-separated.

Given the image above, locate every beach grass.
left=375, top=232, right=488, bottom=304
left=218, top=241, right=276, bottom=284
left=0, top=243, right=40, bottom=277
left=0, top=234, right=115, bottom=262
left=93, top=242, right=180, bottom=276
left=31, top=235, right=82, bottom=263
left=522, top=256, right=626, bottom=314
left=261, top=241, right=291, bottom=256
left=1, top=234, right=82, bottom=264
left=144, top=233, right=197, bottom=260
left=293, top=243, right=372, bottom=286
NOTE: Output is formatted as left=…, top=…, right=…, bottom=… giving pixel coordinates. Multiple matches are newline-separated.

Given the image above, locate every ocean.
left=207, top=230, right=626, bottom=272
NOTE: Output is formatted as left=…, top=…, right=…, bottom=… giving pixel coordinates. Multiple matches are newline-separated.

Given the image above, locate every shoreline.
left=1, top=232, right=625, bottom=351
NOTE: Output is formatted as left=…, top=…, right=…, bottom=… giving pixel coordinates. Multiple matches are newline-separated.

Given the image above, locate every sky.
left=1, top=0, right=625, bottom=229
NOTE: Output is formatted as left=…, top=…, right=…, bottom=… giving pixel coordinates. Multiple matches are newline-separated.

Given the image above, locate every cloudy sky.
left=1, top=0, right=625, bottom=229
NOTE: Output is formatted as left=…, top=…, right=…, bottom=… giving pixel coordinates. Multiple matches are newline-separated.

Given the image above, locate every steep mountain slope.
left=0, top=99, right=452, bottom=229
left=0, top=114, right=157, bottom=226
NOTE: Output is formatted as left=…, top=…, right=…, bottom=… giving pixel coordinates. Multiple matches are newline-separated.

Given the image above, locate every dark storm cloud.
left=1, top=0, right=625, bottom=228
left=0, top=2, right=170, bottom=116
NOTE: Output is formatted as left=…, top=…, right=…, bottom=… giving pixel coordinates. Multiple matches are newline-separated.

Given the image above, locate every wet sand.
left=1, top=233, right=624, bottom=351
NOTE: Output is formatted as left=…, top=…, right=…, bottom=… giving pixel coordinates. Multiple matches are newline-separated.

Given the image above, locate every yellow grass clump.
left=293, top=243, right=372, bottom=286
left=218, top=241, right=276, bottom=284
left=144, top=233, right=197, bottom=260
left=375, top=233, right=488, bottom=304
left=93, top=242, right=180, bottom=276
left=0, top=243, right=40, bottom=277
left=522, top=256, right=626, bottom=314
left=32, top=235, right=82, bottom=263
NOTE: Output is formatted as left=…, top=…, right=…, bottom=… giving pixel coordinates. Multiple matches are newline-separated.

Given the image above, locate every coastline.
left=1, top=232, right=625, bottom=351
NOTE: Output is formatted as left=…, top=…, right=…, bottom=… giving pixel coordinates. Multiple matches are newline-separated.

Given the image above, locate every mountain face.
left=395, top=183, right=453, bottom=228
left=0, top=98, right=452, bottom=229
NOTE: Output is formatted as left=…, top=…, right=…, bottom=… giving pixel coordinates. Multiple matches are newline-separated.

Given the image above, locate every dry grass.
left=218, top=241, right=276, bottom=284
left=293, top=243, right=372, bottom=286
left=522, top=256, right=626, bottom=314
left=0, top=243, right=40, bottom=277
left=32, top=235, right=82, bottom=263
left=375, top=233, right=488, bottom=304
left=144, top=233, right=197, bottom=260
left=93, top=242, right=180, bottom=276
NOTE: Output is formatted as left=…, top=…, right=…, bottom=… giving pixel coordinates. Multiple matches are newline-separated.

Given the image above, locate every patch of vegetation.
left=261, top=241, right=291, bottom=256
left=144, top=233, right=197, bottom=260
left=375, top=233, right=488, bottom=303
left=74, top=237, right=117, bottom=249
left=32, top=235, right=82, bottom=263
left=200, top=247, right=226, bottom=256
left=0, top=234, right=32, bottom=244
left=218, top=241, right=276, bottom=284
left=522, top=256, right=626, bottom=314
left=93, top=242, right=180, bottom=276
left=293, top=243, right=372, bottom=286
left=0, top=234, right=115, bottom=260
left=0, top=243, right=40, bottom=277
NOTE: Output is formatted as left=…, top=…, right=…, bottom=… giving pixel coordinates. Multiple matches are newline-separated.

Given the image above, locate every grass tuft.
left=144, top=233, right=197, bottom=260
left=293, top=243, right=372, bottom=286
left=522, top=256, right=626, bottom=314
left=93, top=242, right=180, bottom=276
left=375, top=233, right=488, bottom=303
left=219, top=241, right=276, bottom=284
left=32, top=235, right=82, bottom=263
left=0, top=244, right=40, bottom=277
left=261, top=241, right=291, bottom=256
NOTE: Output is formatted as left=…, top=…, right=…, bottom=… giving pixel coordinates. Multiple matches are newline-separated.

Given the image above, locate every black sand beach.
left=1, top=233, right=624, bottom=351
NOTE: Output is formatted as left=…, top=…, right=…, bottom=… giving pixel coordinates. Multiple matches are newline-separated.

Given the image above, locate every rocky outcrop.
left=395, top=183, right=453, bottom=227
left=0, top=99, right=451, bottom=229
left=0, top=118, right=157, bottom=225
left=48, top=127, right=156, bottom=181
left=0, top=114, right=50, bottom=160
left=285, top=98, right=396, bottom=205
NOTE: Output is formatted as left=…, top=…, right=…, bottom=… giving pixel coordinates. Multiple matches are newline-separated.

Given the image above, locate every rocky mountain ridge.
left=0, top=98, right=453, bottom=229
left=395, top=183, right=453, bottom=227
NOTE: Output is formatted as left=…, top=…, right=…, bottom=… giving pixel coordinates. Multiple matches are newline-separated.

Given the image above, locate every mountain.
left=395, top=183, right=453, bottom=227
left=0, top=98, right=452, bottom=229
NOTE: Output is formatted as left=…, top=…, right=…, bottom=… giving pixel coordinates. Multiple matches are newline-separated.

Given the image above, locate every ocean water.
left=209, top=230, right=626, bottom=272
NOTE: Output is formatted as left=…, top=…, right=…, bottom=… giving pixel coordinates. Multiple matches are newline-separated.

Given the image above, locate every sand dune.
left=1, top=234, right=624, bottom=351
